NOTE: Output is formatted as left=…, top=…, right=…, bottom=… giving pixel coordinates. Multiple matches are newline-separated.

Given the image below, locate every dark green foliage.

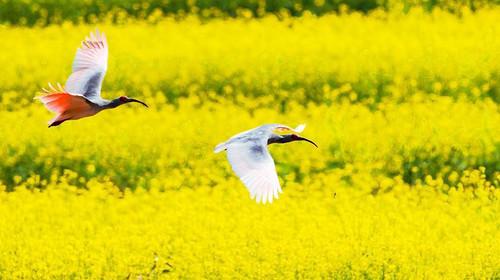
left=1, top=0, right=499, bottom=26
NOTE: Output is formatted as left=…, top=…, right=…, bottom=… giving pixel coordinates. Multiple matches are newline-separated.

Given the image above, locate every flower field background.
left=1, top=5, right=500, bottom=279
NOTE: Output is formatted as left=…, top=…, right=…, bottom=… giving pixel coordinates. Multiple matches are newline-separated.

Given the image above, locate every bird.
left=35, top=28, right=148, bottom=127
left=214, top=124, right=317, bottom=204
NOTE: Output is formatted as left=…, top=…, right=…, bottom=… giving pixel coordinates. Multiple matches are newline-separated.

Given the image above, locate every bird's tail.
left=214, top=142, right=228, bottom=153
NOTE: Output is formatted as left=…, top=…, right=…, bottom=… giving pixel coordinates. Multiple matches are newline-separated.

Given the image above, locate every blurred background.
left=2, top=0, right=498, bottom=26
left=1, top=0, right=500, bottom=278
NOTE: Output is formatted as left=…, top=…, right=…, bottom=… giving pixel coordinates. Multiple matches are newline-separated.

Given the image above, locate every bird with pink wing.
left=35, top=28, right=148, bottom=127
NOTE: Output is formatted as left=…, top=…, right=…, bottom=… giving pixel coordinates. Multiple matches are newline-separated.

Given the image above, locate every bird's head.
left=118, top=96, right=149, bottom=107
left=269, top=124, right=317, bottom=147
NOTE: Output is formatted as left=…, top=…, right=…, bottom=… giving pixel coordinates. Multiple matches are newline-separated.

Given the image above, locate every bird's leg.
left=49, top=118, right=71, bottom=127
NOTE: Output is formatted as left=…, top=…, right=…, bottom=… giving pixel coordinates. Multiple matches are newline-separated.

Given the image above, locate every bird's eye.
left=291, top=134, right=299, bottom=140
left=119, top=96, right=127, bottom=102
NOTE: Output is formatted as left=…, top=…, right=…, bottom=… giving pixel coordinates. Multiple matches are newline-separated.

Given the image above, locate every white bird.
left=214, top=124, right=317, bottom=204
left=35, top=28, right=147, bottom=127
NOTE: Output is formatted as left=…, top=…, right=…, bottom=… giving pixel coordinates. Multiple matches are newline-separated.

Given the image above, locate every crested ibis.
left=214, top=124, right=317, bottom=204
left=35, top=28, right=148, bottom=127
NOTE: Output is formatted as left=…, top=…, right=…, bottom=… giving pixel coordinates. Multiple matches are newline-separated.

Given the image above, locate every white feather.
left=214, top=142, right=228, bottom=153
left=226, top=142, right=281, bottom=204
left=65, top=28, right=108, bottom=102
left=293, top=124, right=306, bottom=133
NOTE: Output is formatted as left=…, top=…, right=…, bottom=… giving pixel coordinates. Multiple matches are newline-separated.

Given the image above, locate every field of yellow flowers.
left=1, top=8, right=500, bottom=279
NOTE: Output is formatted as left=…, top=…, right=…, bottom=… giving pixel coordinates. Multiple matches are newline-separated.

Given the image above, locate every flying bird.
left=35, top=28, right=148, bottom=127
left=214, top=124, right=317, bottom=204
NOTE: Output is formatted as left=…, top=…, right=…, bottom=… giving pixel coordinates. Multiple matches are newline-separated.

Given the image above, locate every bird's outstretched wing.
left=64, top=28, right=108, bottom=103
left=226, top=140, right=282, bottom=204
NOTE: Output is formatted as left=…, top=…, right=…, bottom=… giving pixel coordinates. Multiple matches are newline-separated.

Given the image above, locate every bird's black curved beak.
left=297, top=136, right=318, bottom=148
left=128, top=98, right=149, bottom=108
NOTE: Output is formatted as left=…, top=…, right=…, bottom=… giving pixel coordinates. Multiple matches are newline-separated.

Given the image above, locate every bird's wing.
left=271, top=124, right=306, bottom=133
left=226, top=140, right=282, bottom=204
left=64, top=28, right=108, bottom=103
left=35, top=82, right=95, bottom=114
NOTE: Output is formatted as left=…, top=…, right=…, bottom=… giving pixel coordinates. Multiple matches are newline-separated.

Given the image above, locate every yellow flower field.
left=1, top=8, right=500, bottom=279
left=1, top=176, right=499, bottom=279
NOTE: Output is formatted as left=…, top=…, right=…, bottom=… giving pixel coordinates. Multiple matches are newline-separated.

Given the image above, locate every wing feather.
left=65, top=28, right=108, bottom=102
left=226, top=141, right=281, bottom=204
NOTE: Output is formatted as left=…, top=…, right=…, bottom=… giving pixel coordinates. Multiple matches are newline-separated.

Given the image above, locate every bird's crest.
left=272, top=124, right=306, bottom=134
